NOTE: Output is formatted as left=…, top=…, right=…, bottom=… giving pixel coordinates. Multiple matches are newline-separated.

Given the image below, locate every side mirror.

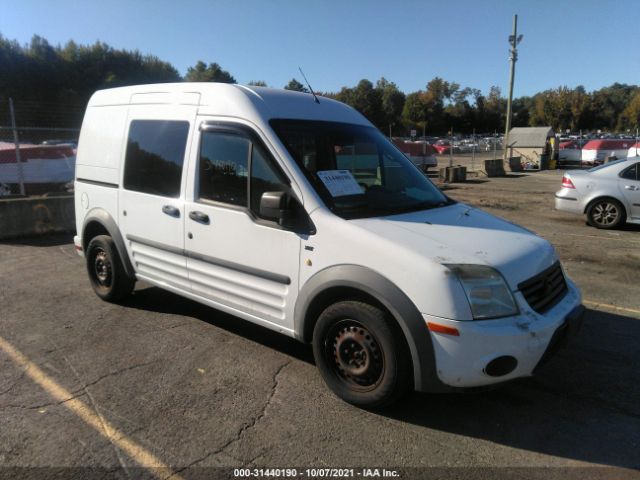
left=260, top=191, right=292, bottom=226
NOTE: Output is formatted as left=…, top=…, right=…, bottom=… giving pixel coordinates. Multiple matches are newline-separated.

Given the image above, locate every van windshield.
left=270, top=119, right=452, bottom=219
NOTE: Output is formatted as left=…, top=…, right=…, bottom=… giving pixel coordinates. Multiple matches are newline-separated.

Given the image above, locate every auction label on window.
left=317, top=170, right=363, bottom=197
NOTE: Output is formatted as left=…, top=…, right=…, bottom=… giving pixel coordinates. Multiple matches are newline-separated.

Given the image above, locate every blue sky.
left=1, top=0, right=639, bottom=97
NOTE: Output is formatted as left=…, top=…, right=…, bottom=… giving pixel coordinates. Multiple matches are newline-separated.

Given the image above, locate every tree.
left=483, top=86, right=505, bottom=132
left=247, top=80, right=268, bottom=87
left=376, top=78, right=405, bottom=134
left=402, top=92, right=427, bottom=130
left=621, top=91, right=640, bottom=130
left=284, top=78, right=308, bottom=92
left=185, top=61, right=236, bottom=83
left=334, top=79, right=384, bottom=129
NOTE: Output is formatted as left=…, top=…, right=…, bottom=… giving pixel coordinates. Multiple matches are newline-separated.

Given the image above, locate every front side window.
left=198, top=128, right=289, bottom=217
left=199, top=132, right=250, bottom=206
left=250, top=145, right=289, bottom=215
left=123, top=120, right=189, bottom=197
left=270, top=119, right=451, bottom=219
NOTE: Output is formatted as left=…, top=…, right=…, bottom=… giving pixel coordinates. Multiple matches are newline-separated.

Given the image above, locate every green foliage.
left=184, top=61, right=236, bottom=83
left=621, top=91, right=640, bottom=130
left=284, top=78, right=308, bottom=92
left=247, top=80, right=268, bottom=87
left=1, top=32, right=638, bottom=135
left=0, top=33, right=180, bottom=127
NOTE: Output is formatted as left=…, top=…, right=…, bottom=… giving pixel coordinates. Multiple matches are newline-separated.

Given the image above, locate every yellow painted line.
left=0, top=336, right=183, bottom=480
left=584, top=299, right=640, bottom=316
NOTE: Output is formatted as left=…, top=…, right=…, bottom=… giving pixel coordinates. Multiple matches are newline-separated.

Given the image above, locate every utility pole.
left=503, top=14, right=523, bottom=163
left=9, top=98, right=26, bottom=196
left=448, top=128, right=453, bottom=168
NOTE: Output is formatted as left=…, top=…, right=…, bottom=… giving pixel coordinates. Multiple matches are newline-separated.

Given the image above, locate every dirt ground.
left=439, top=169, right=640, bottom=314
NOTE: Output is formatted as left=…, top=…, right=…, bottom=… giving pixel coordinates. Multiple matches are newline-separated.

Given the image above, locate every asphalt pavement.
left=1, top=172, right=639, bottom=480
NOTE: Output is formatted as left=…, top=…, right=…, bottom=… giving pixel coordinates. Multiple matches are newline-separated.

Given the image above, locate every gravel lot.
left=1, top=171, right=639, bottom=479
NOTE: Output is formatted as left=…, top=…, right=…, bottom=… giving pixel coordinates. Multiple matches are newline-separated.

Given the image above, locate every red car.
left=432, top=140, right=452, bottom=154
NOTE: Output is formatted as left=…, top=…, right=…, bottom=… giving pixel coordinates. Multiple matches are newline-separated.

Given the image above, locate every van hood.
left=351, top=203, right=557, bottom=289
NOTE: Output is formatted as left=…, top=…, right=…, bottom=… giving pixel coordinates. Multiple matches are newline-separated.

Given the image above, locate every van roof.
left=87, top=83, right=370, bottom=126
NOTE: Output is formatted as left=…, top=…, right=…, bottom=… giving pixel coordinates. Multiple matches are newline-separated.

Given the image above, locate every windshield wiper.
left=378, top=200, right=451, bottom=215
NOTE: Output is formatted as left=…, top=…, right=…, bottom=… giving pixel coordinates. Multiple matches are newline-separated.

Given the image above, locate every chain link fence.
left=0, top=100, right=80, bottom=197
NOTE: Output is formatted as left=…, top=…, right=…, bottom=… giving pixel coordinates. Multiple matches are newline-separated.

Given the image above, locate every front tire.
left=86, top=235, right=135, bottom=302
left=587, top=198, right=625, bottom=229
left=312, top=301, right=412, bottom=408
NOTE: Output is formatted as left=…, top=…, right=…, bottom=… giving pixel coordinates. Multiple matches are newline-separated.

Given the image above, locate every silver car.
left=555, top=158, right=640, bottom=229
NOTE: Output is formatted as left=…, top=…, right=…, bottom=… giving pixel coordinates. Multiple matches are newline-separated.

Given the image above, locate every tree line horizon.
left=1, top=34, right=639, bottom=136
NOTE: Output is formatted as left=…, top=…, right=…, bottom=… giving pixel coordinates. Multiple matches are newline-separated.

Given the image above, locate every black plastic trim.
left=555, top=194, right=577, bottom=201
left=76, top=178, right=118, bottom=189
left=125, top=234, right=291, bottom=285
left=126, top=234, right=184, bottom=256
left=82, top=209, right=135, bottom=278
left=294, top=264, right=445, bottom=392
left=186, top=250, right=291, bottom=285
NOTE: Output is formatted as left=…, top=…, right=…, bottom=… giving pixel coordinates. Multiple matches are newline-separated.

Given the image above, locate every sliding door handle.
left=162, top=205, right=180, bottom=218
left=189, top=211, right=210, bottom=224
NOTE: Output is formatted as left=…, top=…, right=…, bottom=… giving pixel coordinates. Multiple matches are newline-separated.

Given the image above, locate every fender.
left=82, top=208, right=136, bottom=278
left=294, top=264, right=447, bottom=392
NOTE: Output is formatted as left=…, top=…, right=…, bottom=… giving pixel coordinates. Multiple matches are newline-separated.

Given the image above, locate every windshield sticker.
left=317, top=170, right=364, bottom=197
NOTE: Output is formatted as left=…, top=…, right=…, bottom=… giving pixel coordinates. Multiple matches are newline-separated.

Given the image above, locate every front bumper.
left=422, top=279, right=583, bottom=389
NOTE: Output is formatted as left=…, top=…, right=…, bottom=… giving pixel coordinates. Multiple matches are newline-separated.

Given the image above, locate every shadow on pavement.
left=383, top=308, right=640, bottom=470
left=120, top=287, right=640, bottom=469
left=123, top=285, right=315, bottom=365
left=0, top=232, right=73, bottom=247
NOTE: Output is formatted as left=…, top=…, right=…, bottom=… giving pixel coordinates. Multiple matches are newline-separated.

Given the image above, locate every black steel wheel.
left=86, top=235, right=135, bottom=302
left=587, top=198, right=625, bottom=229
left=312, top=301, right=412, bottom=408
left=326, top=319, right=385, bottom=391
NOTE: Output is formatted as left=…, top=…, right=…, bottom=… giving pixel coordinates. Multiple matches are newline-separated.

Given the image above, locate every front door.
left=619, top=161, right=640, bottom=220
left=184, top=122, right=301, bottom=333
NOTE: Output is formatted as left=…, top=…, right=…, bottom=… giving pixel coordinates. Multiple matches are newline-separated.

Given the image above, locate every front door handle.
left=624, top=185, right=639, bottom=191
left=162, top=205, right=180, bottom=218
left=189, top=211, right=210, bottom=224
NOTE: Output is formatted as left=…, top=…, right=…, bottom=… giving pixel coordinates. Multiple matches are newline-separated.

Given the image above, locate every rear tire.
left=312, top=301, right=412, bottom=408
left=86, top=235, right=135, bottom=302
left=586, top=198, right=625, bottom=229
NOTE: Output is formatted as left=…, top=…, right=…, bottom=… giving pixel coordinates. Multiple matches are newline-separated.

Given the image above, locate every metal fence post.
left=9, top=98, right=26, bottom=196
left=471, top=128, right=476, bottom=171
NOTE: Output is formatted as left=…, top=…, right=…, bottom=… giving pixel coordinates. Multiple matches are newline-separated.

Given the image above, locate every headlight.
left=445, top=264, right=519, bottom=320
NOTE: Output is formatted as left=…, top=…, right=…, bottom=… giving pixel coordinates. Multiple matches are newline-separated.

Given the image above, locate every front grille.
left=518, top=262, right=568, bottom=314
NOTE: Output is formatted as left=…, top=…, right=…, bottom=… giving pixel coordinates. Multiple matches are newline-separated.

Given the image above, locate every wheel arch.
left=82, top=208, right=135, bottom=278
left=584, top=195, right=627, bottom=216
left=294, top=264, right=446, bottom=392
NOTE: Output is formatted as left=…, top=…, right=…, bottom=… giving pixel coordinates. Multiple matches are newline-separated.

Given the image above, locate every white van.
left=74, top=83, right=584, bottom=407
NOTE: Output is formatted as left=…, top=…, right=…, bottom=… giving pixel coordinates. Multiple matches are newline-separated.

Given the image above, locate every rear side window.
left=123, top=120, right=189, bottom=197
left=620, top=163, right=638, bottom=181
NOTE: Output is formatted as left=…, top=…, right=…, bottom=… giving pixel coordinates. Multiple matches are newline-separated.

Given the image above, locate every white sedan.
left=555, top=158, right=640, bottom=229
